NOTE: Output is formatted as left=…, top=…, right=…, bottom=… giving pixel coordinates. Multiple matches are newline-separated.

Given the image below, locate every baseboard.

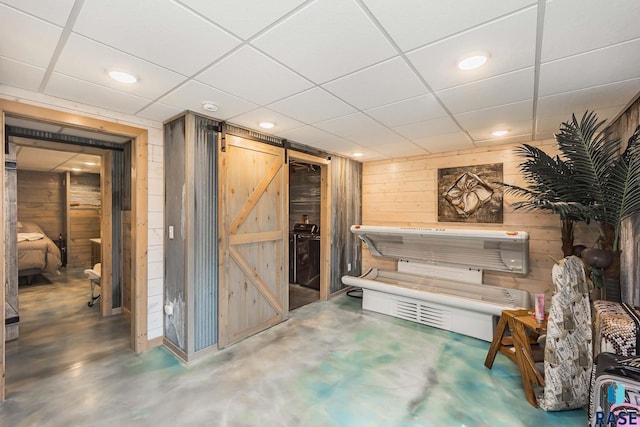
left=147, top=336, right=163, bottom=349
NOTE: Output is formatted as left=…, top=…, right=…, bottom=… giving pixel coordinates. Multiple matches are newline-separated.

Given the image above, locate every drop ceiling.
left=2, top=0, right=639, bottom=161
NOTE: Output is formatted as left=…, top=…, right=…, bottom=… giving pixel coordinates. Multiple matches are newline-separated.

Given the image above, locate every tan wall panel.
left=68, top=173, right=101, bottom=269
left=17, top=170, right=66, bottom=238
left=362, top=138, right=596, bottom=299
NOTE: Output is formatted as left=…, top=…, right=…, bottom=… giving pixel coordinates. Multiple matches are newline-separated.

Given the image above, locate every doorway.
left=0, top=99, right=149, bottom=401
left=288, top=151, right=331, bottom=311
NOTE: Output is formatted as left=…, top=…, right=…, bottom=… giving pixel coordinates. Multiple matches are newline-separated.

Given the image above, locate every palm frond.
left=555, top=111, right=621, bottom=205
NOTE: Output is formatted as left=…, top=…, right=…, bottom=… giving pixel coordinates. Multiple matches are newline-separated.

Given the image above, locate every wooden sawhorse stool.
left=484, top=309, right=546, bottom=407
left=484, top=309, right=531, bottom=368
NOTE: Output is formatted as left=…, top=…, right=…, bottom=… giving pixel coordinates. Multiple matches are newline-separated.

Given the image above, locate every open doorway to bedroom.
left=4, top=118, right=132, bottom=395
left=0, top=99, right=149, bottom=401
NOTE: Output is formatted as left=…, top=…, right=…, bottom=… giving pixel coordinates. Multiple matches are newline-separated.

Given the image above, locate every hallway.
left=2, top=276, right=586, bottom=426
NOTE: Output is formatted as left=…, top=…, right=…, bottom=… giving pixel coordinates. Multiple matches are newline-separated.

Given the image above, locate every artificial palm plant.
left=504, top=111, right=640, bottom=300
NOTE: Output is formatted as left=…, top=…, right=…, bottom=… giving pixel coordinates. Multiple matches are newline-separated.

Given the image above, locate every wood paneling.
left=68, top=209, right=100, bottom=268
left=68, top=173, right=100, bottom=268
left=16, top=170, right=66, bottom=239
left=362, top=139, right=597, bottom=300
left=607, top=95, right=640, bottom=305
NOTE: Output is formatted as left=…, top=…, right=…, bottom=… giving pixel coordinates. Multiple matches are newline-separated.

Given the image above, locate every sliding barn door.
left=218, top=135, right=288, bottom=348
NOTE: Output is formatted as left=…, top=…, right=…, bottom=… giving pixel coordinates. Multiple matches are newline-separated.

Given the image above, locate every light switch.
left=169, top=225, right=174, bottom=239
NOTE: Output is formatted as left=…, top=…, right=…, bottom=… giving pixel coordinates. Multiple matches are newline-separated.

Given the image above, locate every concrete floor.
left=1, top=270, right=587, bottom=426
left=289, top=283, right=320, bottom=311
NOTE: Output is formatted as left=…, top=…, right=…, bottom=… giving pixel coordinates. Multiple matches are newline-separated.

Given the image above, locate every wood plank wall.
left=607, top=96, right=640, bottom=305
left=68, top=173, right=101, bottom=269
left=16, top=170, right=66, bottom=239
left=361, top=138, right=598, bottom=300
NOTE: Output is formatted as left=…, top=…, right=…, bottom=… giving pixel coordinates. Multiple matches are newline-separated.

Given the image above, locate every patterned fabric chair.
left=538, top=256, right=593, bottom=411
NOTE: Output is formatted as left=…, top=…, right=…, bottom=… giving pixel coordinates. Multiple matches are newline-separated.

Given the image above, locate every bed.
left=17, top=221, right=63, bottom=278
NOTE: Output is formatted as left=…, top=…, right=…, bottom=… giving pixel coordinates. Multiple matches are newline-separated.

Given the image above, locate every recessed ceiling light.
left=352, top=152, right=363, bottom=158
left=85, top=161, right=97, bottom=166
left=108, top=70, right=138, bottom=84
left=457, top=54, right=489, bottom=71
left=259, top=122, right=275, bottom=129
left=491, top=130, right=509, bottom=137
left=202, top=102, right=218, bottom=112
left=71, top=167, right=82, bottom=172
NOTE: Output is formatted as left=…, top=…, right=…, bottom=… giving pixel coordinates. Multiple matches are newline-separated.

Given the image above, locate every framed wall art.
left=438, top=163, right=503, bottom=223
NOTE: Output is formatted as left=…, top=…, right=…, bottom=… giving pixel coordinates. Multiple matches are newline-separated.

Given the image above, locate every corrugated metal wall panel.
left=164, top=116, right=187, bottom=350
left=330, top=157, right=362, bottom=294
left=193, top=115, right=217, bottom=351
left=111, top=149, right=123, bottom=308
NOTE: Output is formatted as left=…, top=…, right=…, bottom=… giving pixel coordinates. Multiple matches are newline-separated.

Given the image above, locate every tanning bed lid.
left=351, top=225, right=529, bottom=274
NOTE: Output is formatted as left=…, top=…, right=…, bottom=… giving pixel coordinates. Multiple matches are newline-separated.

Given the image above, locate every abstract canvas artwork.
left=438, top=163, right=503, bottom=223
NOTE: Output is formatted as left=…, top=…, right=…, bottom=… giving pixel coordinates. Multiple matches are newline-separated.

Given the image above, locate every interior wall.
left=16, top=170, right=66, bottom=239
left=68, top=172, right=101, bottom=269
left=361, top=138, right=598, bottom=300
left=607, top=96, right=640, bottom=305
left=289, top=164, right=321, bottom=231
left=330, top=156, right=362, bottom=294
left=4, top=143, right=18, bottom=341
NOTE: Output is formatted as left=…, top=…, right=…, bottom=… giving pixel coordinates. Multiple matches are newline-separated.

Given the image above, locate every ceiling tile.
left=542, top=0, right=640, bottom=62
left=267, top=87, right=356, bottom=124
left=0, top=4, right=61, bottom=67
left=160, top=81, right=258, bottom=119
left=539, top=38, right=640, bottom=97
left=537, top=79, right=640, bottom=124
left=536, top=104, right=627, bottom=135
left=322, top=57, right=427, bottom=110
left=45, top=73, right=152, bottom=115
left=73, top=0, right=241, bottom=75
left=436, top=68, right=534, bottom=114
left=1, top=0, right=76, bottom=26
left=0, top=57, right=45, bottom=92
left=252, top=0, right=396, bottom=83
left=315, top=112, right=405, bottom=146
left=365, top=94, right=448, bottom=128
left=362, top=0, right=536, bottom=51
left=55, top=34, right=188, bottom=100
left=370, top=141, right=427, bottom=159
left=17, top=146, right=76, bottom=172
left=474, top=133, right=532, bottom=147
left=137, top=102, right=183, bottom=123
left=393, top=116, right=461, bottom=140
left=413, top=132, right=475, bottom=153
left=227, top=108, right=304, bottom=134
left=276, top=125, right=379, bottom=159
left=467, top=124, right=532, bottom=142
left=407, top=7, right=537, bottom=91
left=197, top=46, right=312, bottom=105
left=275, top=125, right=354, bottom=148
left=177, top=0, right=306, bottom=39
left=455, top=100, right=532, bottom=129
